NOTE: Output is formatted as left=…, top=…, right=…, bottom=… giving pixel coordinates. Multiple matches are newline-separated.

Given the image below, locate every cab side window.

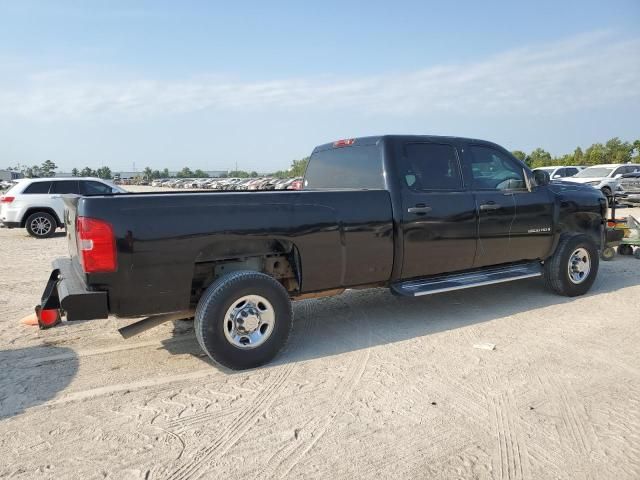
left=469, top=145, right=526, bottom=191
left=402, top=143, right=463, bottom=191
left=81, top=181, right=113, bottom=195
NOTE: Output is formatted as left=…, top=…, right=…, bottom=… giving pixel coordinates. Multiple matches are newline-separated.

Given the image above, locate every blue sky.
left=0, top=0, right=639, bottom=173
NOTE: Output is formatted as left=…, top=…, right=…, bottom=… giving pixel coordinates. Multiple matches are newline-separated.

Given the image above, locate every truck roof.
left=312, top=135, right=499, bottom=153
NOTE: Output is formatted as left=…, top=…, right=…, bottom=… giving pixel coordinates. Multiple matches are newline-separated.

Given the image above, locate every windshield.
left=574, top=167, right=613, bottom=178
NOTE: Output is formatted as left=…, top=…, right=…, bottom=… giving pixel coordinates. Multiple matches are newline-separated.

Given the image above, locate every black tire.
left=618, top=244, right=634, bottom=256
left=634, top=248, right=640, bottom=260
left=543, top=234, right=599, bottom=297
left=601, top=187, right=613, bottom=207
left=194, top=270, right=293, bottom=370
left=601, top=246, right=616, bottom=261
left=25, top=211, right=56, bottom=239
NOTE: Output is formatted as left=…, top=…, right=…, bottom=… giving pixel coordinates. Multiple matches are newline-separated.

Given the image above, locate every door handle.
left=480, top=202, right=501, bottom=211
left=407, top=205, right=432, bottom=214
left=51, top=195, right=61, bottom=199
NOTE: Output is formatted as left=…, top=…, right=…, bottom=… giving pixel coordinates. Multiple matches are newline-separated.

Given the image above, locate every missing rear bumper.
left=38, top=258, right=109, bottom=324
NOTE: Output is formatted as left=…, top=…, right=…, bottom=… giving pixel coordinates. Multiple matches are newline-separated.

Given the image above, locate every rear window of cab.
left=304, top=145, right=385, bottom=189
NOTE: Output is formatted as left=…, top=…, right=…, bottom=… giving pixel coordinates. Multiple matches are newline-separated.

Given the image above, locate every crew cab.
left=1, top=177, right=125, bottom=238
left=36, top=136, right=607, bottom=369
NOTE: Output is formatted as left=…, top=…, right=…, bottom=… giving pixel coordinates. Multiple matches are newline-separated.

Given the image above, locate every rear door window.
left=51, top=180, right=80, bottom=194
left=23, top=181, right=52, bottom=194
left=402, top=143, right=463, bottom=190
left=304, top=145, right=384, bottom=189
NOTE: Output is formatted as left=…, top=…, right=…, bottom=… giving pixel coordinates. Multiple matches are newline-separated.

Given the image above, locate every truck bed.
left=64, top=189, right=394, bottom=316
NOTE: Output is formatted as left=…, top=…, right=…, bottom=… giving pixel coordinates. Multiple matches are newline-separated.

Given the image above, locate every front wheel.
left=194, top=271, right=293, bottom=370
left=544, top=234, right=599, bottom=297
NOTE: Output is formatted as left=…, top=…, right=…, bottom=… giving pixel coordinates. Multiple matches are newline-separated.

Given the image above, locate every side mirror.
left=614, top=174, right=623, bottom=179
left=533, top=169, right=550, bottom=186
left=553, top=174, right=561, bottom=179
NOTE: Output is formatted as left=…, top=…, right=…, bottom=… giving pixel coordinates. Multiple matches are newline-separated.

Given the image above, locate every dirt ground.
left=1, top=193, right=639, bottom=479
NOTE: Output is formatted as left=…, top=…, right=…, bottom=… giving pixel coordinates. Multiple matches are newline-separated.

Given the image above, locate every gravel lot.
left=1, top=192, right=639, bottom=479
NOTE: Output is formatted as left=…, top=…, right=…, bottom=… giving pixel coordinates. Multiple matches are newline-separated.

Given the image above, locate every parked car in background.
left=620, top=171, right=640, bottom=203
left=145, top=176, right=304, bottom=192
left=533, top=166, right=582, bottom=180
left=563, top=163, right=640, bottom=205
left=0, top=180, right=15, bottom=191
left=0, top=177, right=126, bottom=238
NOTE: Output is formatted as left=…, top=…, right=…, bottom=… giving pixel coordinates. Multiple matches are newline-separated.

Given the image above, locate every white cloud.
left=0, top=31, right=638, bottom=120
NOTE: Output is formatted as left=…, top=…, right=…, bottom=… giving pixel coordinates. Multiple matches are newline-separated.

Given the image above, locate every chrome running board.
left=391, top=262, right=542, bottom=297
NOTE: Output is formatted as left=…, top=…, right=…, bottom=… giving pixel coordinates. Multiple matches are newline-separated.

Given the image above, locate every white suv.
left=0, top=177, right=126, bottom=238
left=532, top=166, right=583, bottom=179
left=563, top=163, right=640, bottom=205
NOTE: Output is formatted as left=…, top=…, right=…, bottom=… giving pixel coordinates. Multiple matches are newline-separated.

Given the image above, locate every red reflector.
left=40, top=309, right=60, bottom=326
left=76, top=217, right=117, bottom=273
left=0, top=196, right=14, bottom=203
left=333, top=138, right=355, bottom=148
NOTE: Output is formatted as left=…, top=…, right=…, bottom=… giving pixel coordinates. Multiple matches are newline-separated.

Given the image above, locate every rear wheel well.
left=21, top=207, right=62, bottom=228
left=190, top=252, right=300, bottom=305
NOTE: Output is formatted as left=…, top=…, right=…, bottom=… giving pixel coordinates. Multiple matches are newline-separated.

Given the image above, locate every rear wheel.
left=618, top=244, right=634, bottom=256
left=25, top=212, right=56, bottom=239
left=544, top=234, right=599, bottom=296
left=194, top=271, right=293, bottom=370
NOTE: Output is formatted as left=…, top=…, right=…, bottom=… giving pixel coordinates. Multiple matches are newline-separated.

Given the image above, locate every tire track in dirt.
left=160, top=363, right=295, bottom=480
left=156, top=299, right=323, bottom=480
left=542, top=376, right=598, bottom=458
left=157, top=300, right=318, bottom=437
left=263, top=348, right=370, bottom=479
left=489, top=390, right=530, bottom=480
left=164, top=408, right=241, bottom=433
left=259, top=296, right=372, bottom=479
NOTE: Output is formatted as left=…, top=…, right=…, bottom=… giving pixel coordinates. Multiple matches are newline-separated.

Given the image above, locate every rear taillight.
left=76, top=216, right=117, bottom=273
left=1, top=196, right=14, bottom=203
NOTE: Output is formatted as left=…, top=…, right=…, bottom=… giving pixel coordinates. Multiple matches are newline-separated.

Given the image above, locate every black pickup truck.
left=37, top=135, right=607, bottom=369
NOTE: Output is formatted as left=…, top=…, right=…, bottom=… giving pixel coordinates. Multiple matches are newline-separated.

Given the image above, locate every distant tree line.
left=512, top=137, right=640, bottom=169
left=70, top=166, right=114, bottom=179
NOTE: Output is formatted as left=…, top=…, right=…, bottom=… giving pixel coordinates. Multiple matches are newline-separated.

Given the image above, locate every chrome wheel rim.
left=568, top=247, right=591, bottom=284
left=223, top=295, right=275, bottom=349
left=31, top=216, right=52, bottom=236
